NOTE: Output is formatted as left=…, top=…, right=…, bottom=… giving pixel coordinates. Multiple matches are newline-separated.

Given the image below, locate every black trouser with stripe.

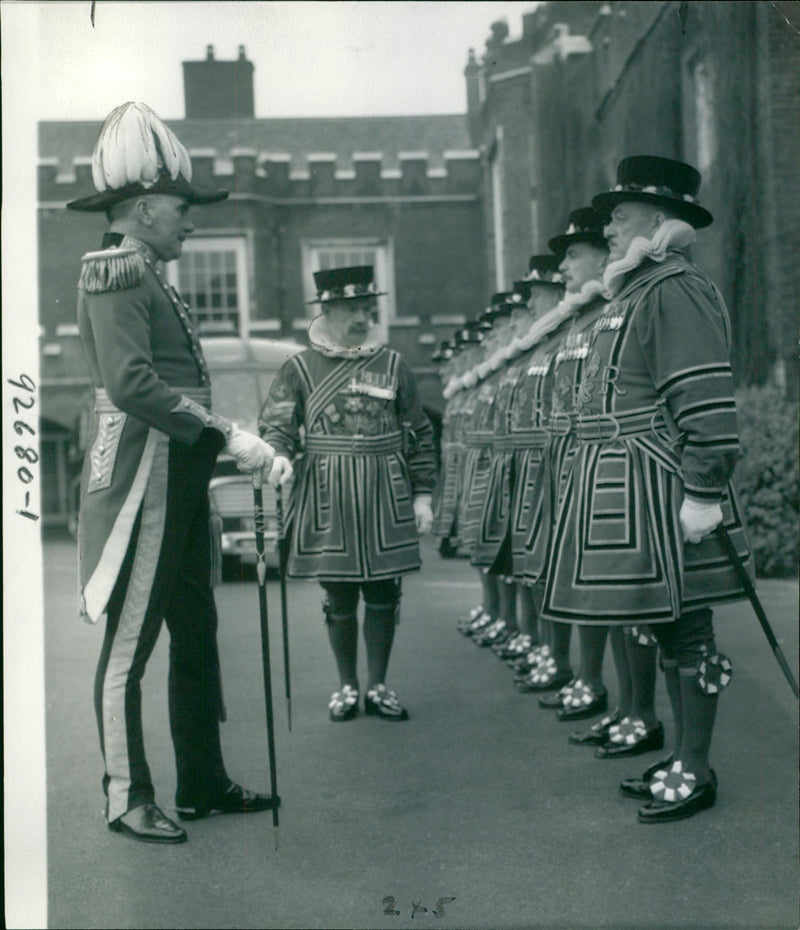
left=94, top=430, right=228, bottom=822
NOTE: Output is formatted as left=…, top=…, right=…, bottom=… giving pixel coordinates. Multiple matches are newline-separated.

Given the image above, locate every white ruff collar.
left=603, top=219, right=696, bottom=296
left=446, top=280, right=606, bottom=392
left=510, top=279, right=607, bottom=356
left=308, top=314, right=384, bottom=359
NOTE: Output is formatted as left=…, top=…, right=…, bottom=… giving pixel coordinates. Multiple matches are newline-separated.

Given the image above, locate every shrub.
left=733, top=386, right=799, bottom=578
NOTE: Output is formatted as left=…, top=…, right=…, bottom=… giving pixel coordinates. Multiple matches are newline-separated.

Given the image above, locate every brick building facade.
left=466, top=0, right=800, bottom=396
left=37, top=45, right=488, bottom=526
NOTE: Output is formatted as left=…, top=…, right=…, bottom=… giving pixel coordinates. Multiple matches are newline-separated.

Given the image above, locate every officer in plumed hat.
left=68, top=102, right=279, bottom=844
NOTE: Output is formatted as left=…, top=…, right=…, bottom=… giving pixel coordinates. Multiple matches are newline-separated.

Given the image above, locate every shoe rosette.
left=606, top=716, right=648, bottom=746
left=648, top=760, right=697, bottom=802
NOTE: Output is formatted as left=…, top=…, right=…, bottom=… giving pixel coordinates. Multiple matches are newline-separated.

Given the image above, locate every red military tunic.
left=76, top=235, right=222, bottom=623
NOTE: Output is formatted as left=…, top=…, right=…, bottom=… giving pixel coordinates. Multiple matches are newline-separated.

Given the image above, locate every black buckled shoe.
left=365, top=684, right=409, bottom=721
left=328, top=684, right=359, bottom=722
left=496, top=633, right=532, bottom=661
left=462, top=610, right=494, bottom=638
left=516, top=662, right=573, bottom=693
left=638, top=769, right=717, bottom=823
left=595, top=720, right=665, bottom=758
left=457, top=605, right=485, bottom=634
left=473, top=619, right=508, bottom=646
left=109, top=803, right=187, bottom=844
left=538, top=678, right=577, bottom=709
left=176, top=782, right=280, bottom=820
left=568, top=711, right=621, bottom=746
left=556, top=683, right=608, bottom=721
left=619, top=755, right=675, bottom=799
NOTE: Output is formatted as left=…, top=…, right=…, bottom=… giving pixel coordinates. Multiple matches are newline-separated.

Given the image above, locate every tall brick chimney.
left=183, top=45, right=255, bottom=118
left=464, top=48, right=482, bottom=148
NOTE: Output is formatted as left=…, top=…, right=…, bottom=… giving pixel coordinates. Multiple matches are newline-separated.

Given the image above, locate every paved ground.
left=40, top=532, right=798, bottom=930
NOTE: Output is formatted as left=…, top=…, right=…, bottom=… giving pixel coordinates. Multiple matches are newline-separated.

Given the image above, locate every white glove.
left=413, top=494, right=434, bottom=535
left=680, top=496, right=723, bottom=544
left=225, top=425, right=276, bottom=474
left=267, top=455, right=294, bottom=488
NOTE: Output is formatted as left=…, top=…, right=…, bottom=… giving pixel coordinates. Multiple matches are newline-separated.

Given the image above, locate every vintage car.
left=202, top=335, right=304, bottom=579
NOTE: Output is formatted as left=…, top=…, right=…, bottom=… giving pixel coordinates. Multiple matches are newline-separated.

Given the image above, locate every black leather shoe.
left=176, top=782, right=280, bottom=820
left=473, top=620, right=508, bottom=646
left=516, top=667, right=573, bottom=693
left=568, top=711, right=620, bottom=746
left=364, top=684, right=409, bottom=721
left=463, top=611, right=494, bottom=637
left=538, top=682, right=575, bottom=710
left=595, top=721, right=665, bottom=759
left=638, top=771, right=717, bottom=823
left=109, top=803, right=187, bottom=844
left=556, top=687, right=608, bottom=722
left=619, top=755, right=675, bottom=799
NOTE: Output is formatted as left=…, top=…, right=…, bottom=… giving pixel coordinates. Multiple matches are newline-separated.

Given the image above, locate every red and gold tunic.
left=259, top=334, right=436, bottom=581
left=541, top=254, right=752, bottom=623
left=432, top=385, right=470, bottom=542
left=471, top=352, right=528, bottom=567
left=522, top=295, right=608, bottom=585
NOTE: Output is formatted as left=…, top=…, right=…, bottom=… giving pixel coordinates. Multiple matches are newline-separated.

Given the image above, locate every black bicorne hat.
left=67, top=170, right=228, bottom=212
left=66, top=102, right=228, bottom=212
left=548, top=207, right=609, bottom=257
left=525, top=254, right=565, bottom=287
left=592, top=155, right=713, bottom=228
left=309, top=265, right=387, bottom=304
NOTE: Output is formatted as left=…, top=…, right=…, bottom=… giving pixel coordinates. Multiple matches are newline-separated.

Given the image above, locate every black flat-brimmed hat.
left=548, top=207, right=608, bottom=257
left=309, top=265, right=387, bottom=304
left=512, top=279, right=534, bottom=302
left=455, top=326, right=483, bottom=348
left=479, top=291, right=517, bottom=324
left=525, top=255, right=565, bottom=287
left=431, top=340, right=455, bottom=363
left=592, top=155, right=713, bottom=229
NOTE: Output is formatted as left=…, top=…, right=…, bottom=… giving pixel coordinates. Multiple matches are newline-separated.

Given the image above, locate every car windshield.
left=210, top=371, right=262, bottom=434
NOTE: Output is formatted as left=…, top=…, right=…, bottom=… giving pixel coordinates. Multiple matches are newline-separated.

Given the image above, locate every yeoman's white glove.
left=413, top=494, right=434, bottom=535
left=268, top=455, right=294, bottom=488
left=225, top=425, right=275, bottom=474
left=680, top=496, right=723, bottom=544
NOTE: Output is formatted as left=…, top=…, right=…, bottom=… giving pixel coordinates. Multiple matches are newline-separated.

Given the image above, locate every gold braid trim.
left=79, top=248, right=146, bottom=294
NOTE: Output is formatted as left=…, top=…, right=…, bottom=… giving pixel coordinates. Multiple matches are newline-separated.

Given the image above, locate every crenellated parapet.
left=38, top=148, right=482, bottom=206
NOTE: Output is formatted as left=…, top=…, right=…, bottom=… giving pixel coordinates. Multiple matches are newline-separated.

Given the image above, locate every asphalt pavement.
left=42, top=533, right=798, bottom=930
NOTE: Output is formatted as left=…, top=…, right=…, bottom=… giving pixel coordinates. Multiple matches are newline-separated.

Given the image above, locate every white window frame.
left=167, top=235, right=250, bottom=336
left=300, top=238, right=396, bottom=344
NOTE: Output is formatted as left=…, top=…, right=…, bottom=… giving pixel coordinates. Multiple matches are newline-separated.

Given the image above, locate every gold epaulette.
left=79, top=247, right=146, bottom=294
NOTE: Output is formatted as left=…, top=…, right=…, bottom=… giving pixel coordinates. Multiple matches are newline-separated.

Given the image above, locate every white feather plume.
left=91, top=102, right=192, bottom=192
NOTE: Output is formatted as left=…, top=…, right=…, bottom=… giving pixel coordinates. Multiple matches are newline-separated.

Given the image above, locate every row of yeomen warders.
left=429, top=155, right=754, bottom=824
